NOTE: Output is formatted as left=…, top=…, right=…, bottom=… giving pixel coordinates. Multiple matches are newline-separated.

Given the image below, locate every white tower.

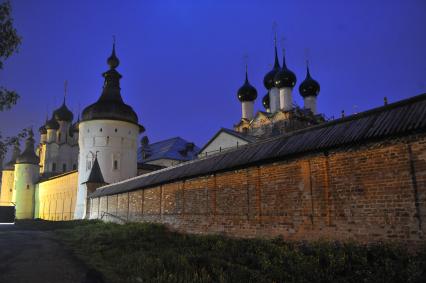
left=74, top=43, right=144, bottom=219
left=299, top=63, right=320, bottom=115
left=274, top=51, right=296, bottom=112
left=13, top=129, right=39, bottom=219
left=237, top=65, right=257, bottom=120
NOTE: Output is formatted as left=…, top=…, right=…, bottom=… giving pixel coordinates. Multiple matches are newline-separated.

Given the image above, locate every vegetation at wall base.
left=50, top=221, right=426, bottom=283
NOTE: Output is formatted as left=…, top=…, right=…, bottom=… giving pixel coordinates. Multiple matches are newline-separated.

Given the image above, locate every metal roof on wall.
left=90, top=93, right=426, bottom=198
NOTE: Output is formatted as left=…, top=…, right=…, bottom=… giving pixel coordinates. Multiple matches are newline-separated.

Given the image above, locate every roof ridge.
left=92, top=93, right=426, bottom=199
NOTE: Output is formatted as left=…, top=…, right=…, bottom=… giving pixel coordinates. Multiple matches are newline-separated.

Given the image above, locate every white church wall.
left=199, top=132, right=249, bottom=157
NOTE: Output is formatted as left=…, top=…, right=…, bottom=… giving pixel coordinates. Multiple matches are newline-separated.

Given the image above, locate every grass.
left=46, top=220, right=426, bottom=283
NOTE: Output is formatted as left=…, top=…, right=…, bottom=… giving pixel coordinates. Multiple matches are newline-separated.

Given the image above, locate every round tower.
left=237, top=65, right=257, bottom=120
left=263, top=37, right=281, bottom=113
left=74, top=43, right=145, bottom=219
left=13, top=129, right=39, bottom=219
left=274, top=50, right=296, bottom=111
left=0, top=141, right=20, bottom=205
left=299, top=62, right=320, bottom=114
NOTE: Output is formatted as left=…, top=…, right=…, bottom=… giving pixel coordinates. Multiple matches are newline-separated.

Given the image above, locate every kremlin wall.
left=89, top=95, right=426, bottom=248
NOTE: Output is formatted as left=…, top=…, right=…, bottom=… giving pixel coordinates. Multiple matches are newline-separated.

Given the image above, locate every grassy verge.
left=52, top=221, right=426, bottom=283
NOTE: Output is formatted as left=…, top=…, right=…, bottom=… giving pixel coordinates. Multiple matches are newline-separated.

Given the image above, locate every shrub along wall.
left=89, top=133, right=426, bottom=248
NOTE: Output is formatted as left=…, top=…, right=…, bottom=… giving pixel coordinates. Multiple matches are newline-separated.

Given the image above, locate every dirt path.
left=0, top=228, right=103, bottom=283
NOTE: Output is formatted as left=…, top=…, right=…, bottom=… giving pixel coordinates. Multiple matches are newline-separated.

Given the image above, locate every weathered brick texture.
left=90, top=134, right=426, bottom=248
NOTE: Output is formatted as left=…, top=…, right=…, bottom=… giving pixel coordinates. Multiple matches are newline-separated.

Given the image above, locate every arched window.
left=52, top=163, right=56, bottom=172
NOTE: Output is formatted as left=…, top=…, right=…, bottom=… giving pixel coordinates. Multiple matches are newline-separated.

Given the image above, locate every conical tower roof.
left=16, top=129, right=39, bottom=165
left=81, top=42, right=145, bottom=132
left=3, top=141, right=20, bottom=170
left=83, top=157, right=107, bottom=184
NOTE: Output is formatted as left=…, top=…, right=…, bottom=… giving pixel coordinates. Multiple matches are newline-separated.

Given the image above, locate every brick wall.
left=90, top=133, right=426, bottom=247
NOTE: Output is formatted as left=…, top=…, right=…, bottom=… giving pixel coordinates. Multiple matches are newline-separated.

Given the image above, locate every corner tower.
left=13, top=129, right=39, bottom=219
left=74, top=42, right=145, bottom=219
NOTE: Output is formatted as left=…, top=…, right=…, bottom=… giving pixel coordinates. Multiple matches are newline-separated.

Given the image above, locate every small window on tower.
left=62, top=164, right=66, bottom=172
left=100, top=128, right=103, bottom=132
left=52, top=163, right=56, bottom=172
left=73, top=164, right=77, bottom=170
left=26, top=184, right=30, bottom=190
left=114, top=128, right=118, bottom=132
left=113, top=160, right=118, bottom=170
left=87, top=160, right=92, bottom=171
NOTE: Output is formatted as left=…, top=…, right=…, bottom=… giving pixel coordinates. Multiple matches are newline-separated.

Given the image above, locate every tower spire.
left=273, top=32, right=280, bottom=69
left=63, top=80, right=68, bottom=104
left=101, top=37, right=123, bottom=102
left=281, top=48, right=287, bottom=70
left=107, top=35, right=119, bottom=69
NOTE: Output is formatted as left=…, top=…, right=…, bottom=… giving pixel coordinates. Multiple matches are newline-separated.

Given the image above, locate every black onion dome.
left=237, top=68, right=257, bottom=102
left=263, top=43, right=281, bottom=90
left=16, top=129, right=39, bottom=165
left=4, top=141, right=20, bottom=170
left=53, top=99, right=74, bottom=121
left=299, top=66, right=320, bottom=98
left=39, top=124, right=47, bottom=135
left=82, top=43, right=143, bottom=131
left=274, top=53, right=297, bottom=88
left=262, top=93, right=270, bottom=110
left=45, top=116, right=60, bottom=130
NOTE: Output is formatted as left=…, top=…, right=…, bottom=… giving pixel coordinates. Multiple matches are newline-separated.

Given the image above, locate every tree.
left=0, top=0, right=23, bottom=164
left=0, top=0, right=21, bottom=111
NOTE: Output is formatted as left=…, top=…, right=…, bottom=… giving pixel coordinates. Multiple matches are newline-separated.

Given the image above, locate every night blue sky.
left=0, top=0, right=425, bottom=149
